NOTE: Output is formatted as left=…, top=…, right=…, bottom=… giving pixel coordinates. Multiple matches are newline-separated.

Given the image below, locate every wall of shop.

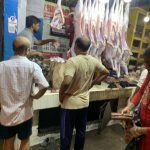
left=3, top=0, right=70, bottom=60
left=18, top=0, right=44, bottom=39
left=26, top=0, right=44, bottom=40
left=18, top=0, right=27, bottom=33
left=4, top=0, right=45, bottom=60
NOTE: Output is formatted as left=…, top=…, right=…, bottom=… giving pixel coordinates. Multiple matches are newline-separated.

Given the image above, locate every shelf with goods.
left=127, top=7, right=150, bottom=67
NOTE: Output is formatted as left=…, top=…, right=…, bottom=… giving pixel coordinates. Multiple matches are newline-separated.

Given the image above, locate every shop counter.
left=33, top=85, right=136, bottom=110
left=30, top=85, right=135, bottom=146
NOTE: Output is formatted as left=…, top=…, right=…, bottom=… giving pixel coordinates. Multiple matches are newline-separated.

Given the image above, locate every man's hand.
left=28, top=51, right=43, bottom=57
left=59, top=76, right=73, bottom=104
left=52, top=41, right=60, bottom=49
left=92, top=69, right=109, bottom=86
left=59, top=94, right=70, bottom=103
left=31, top=88, right=48, bottom=100
left=50, top=39, right=57, bottom=43
left=31, top=93, right=39, bottom=100
left=37, top=52, right=43, bottom=57
left=35, top=39, right=59, bottom=46
left=59, top=94, right=65, bottom=103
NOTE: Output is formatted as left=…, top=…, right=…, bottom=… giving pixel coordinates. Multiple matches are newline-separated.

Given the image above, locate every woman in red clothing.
left=122, top=47, right=150, bottom=150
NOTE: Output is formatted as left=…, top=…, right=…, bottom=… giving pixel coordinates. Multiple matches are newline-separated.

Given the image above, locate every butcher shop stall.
left=0, top=0, right=150, bottom=149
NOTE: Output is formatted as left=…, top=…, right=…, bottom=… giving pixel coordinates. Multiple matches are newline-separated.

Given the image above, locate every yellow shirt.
left=61, top=55, right=107, bottom=109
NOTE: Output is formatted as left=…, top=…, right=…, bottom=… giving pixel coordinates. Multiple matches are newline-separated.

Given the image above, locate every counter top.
left=33, top=85, right=136, bottom=110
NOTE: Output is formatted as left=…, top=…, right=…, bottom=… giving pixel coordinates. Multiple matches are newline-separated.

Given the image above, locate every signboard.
left=8, top=16, right=17, bottom=34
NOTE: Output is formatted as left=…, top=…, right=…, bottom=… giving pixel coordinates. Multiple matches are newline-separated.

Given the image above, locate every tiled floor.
left=31, top=124, right=126, bottom=150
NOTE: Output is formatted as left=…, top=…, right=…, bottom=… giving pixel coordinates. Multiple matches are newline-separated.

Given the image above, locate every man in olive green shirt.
left=59, top=36, right=109, bottom=150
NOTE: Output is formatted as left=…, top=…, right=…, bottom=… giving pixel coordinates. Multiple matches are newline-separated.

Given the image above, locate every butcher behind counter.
left=18, top=15, right=60, bottom=79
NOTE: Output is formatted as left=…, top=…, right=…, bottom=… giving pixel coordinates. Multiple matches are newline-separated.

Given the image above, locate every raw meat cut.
left=81, top=0, right=88, bottom=37
left=50, top=0, right=65, bottom=30
left=69, top=0, right=83, bottom=57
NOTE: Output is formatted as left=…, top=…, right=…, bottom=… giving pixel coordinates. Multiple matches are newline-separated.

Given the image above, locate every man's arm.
left=59, top=75, right=72, bottom=103
left=31, top=88, right=48, bottom=99
left=92, top=68, right=109, bottom=86
left=34, top=39, right=56, bottom=46
left=32, top=64, right=49, bottom=100
left=92, top=58, right=109, bottom=86
left=28, top=51, right=43, bottom=57
left=59, top=59, right=75, bottom=103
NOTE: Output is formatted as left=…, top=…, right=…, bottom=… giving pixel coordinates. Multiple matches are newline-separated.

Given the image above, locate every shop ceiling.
left=46, top=0, right=150, bottom=9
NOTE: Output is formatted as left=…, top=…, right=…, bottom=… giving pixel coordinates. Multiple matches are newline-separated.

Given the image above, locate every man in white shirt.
left=0, top=36, right=49, bottom=150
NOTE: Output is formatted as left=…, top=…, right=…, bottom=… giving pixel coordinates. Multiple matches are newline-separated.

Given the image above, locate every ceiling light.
left=144, top=12, right=150, bottom=23
left=144, top=16, right=150, bottom=22
left=124, top=0, right=132, bottom=2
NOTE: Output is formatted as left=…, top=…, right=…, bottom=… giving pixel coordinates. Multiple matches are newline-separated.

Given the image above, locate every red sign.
left=44, top=2, right=70, bottom=19
left=42, top=52, right=63, bottom=58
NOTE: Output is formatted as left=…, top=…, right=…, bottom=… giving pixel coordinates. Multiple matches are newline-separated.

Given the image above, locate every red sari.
left=131, top=74, right=150, bottom=150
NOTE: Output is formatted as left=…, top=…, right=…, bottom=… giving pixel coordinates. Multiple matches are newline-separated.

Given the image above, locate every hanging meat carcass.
left=81, top=0, right=88, bottom=37
left=50, top=0, right=65, bottom=30
left=74, top=0, right=83, bottom=38
left=96, top=1, right=106, bottom=54
left=102, top=0, right=130, bottom=77
left=87, top=0, right=99, bottom=57
left=86, top=0, right=92, bottom=40
left=113, top=0, right=124, bottom=77
left=112, top=1, right=131, bottom=76
left=121, top=3, right=130, bottom=52
left=117, top=2, right=131, bottom=76
left=88, top=0, right=107, bottom=59
left=70, top=0, right=131, bottom=77
left=103, top=1, right=109, bottom=40
left=98, top=1, right=110, bottom=60
left=69, top=0, right=83, bottom=57
left=102, top=0, right=117, bottom=70
left=121, top=3, right=132, bottom=62
left=88, top=0, right=97, bottom=44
